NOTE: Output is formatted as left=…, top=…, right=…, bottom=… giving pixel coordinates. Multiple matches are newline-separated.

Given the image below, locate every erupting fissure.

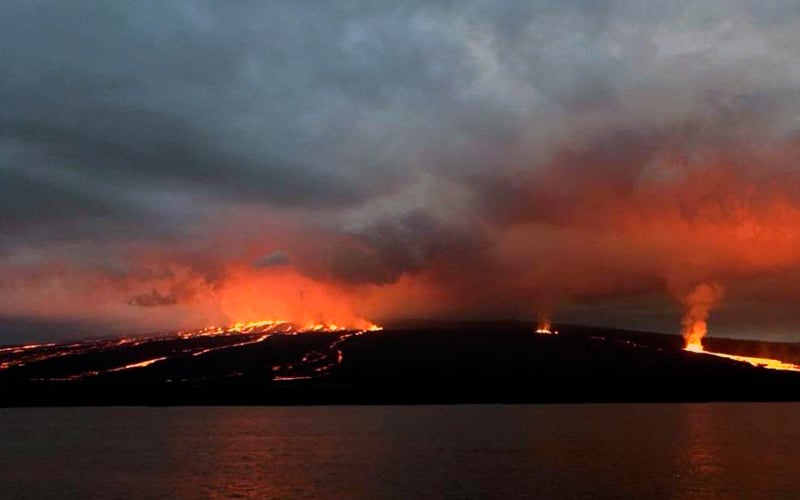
left=179, top=319, right=382, bottom=338
left=679, top=284, right=800, bottom=372
left=535, top=316, right=557, bottom=335
left=680, top=283, right=724, bottom=351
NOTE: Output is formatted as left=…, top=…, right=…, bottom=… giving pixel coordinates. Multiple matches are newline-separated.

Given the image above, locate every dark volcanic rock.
left=1, top=322, right=799, bottom=406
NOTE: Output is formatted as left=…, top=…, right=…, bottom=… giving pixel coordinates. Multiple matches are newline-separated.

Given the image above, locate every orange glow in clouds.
left=211, top=265, right=380, bottom=332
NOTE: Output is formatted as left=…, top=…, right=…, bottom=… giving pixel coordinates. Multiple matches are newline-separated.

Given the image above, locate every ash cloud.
left=128, top=290, right=178, bottom=308
left=252, top=251, right=290, bottom=269
left=3, top=1, right=800, bottom=339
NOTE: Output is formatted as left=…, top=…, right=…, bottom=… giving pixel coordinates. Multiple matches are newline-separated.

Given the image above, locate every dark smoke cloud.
left=252, top=251, right=290, bottom=269
left=128, top=290, right=178, bottom=308
left=3, top=1, right=800, bottom=339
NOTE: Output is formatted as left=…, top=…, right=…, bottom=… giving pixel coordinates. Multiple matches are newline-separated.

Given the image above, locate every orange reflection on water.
left=675, top=404, right=724, bottom=500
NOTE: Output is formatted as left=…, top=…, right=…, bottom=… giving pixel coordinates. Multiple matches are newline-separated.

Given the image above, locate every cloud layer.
left=4, top=1, right=800, bottom=339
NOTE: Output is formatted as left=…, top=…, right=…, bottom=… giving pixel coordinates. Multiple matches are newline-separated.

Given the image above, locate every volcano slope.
left=2, top=321, right=800, bottom=406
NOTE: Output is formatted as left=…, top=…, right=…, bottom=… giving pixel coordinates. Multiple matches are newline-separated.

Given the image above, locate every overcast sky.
left=3, top=1, right=800, bottom=341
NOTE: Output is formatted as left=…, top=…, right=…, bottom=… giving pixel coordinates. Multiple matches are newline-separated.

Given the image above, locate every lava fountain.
left=681, top=283, right=724, bottom=351
left=535, top=314, right=557, bottom=335
left=680, top=284, right=800, bottom=372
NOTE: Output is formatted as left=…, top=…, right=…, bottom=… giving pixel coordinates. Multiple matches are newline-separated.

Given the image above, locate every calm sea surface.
left=1, top=404, right=799, bottom=499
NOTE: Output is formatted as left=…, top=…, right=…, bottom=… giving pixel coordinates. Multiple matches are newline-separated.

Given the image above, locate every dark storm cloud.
left=3, top=0, right=793, bottom=240
left=128, top=290, right=177, bottom=308
left=312, top=211, right=488, bottom=285
left=0, top=0, right=453, bottom=239
left=4, top=0, right=800, bottom=338
left=252, top=250, right=290, bottom=269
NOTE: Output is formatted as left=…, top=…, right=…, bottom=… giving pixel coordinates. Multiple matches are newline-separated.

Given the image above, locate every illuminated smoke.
left=681, top=283, right=725, bottom=350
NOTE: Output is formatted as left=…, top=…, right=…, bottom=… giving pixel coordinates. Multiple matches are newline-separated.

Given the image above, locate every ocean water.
left=1, top=404, right=799, bottom=499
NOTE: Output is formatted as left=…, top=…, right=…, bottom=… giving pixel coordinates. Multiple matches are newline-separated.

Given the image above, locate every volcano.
left=2, top=321, right=800, bottom=406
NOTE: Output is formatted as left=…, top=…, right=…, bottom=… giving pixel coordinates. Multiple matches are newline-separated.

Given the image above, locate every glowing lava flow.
left=674, top=284, right=800, bottom=371
left=179, top=319, right=382, bottom=338
left=684, top=341, right=800, bottom=373
left=535, top=319, right=557, bottom=335
left=271, top=327, right=377, bottom=381
left=0, top=318, right=383, bottom=382
left=682, top=302, right=800, bottom=372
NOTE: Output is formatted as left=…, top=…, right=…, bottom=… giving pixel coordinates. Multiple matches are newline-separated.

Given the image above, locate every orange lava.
left=683, top=321, right=707, bottom=352
left=684, top=342, right=800, bottom=373
left=535, top=319, right=557, bottom=335
left=179, top=318, right=382, bottom=338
